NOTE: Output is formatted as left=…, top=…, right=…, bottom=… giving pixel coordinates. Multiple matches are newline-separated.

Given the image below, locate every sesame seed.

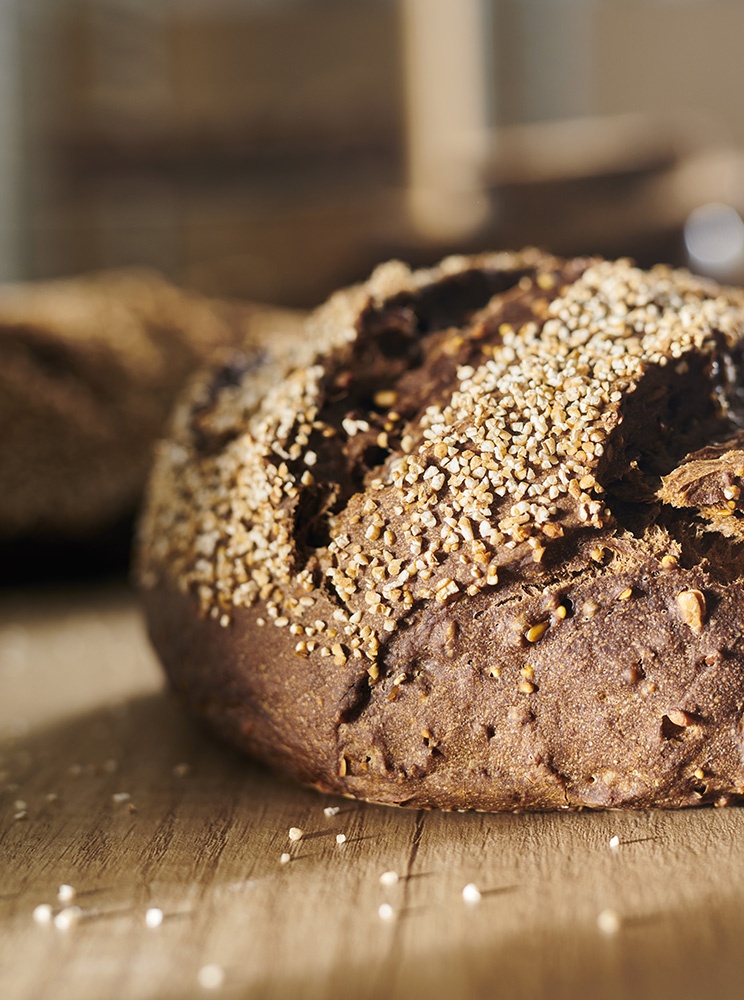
left=609, top=835, right=620, bottom=850
left=677, top=589, right=706, bottom=632
left=145, top=908, right=164, bottom=928
left=335, top=833, right=347, bottom=845
left=288, top=827, right=303, bottom=842
left=279, top=852, right=291, bottom=865
left=378, top=903, right=395, bottom=922
left=372, top=389, right=398, bottom=409
left=667, top=709, right=695, bottom=727
left=525, top=622, right=548, bottom=643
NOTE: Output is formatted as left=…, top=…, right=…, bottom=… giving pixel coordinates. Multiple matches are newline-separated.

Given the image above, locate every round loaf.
left=0, top=269, right=306, bottom=542
left=138, top=250, right=744, bottom=811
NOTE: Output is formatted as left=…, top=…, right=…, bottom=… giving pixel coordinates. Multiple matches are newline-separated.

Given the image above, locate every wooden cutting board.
left=2, top=583, right=744, bottom=1000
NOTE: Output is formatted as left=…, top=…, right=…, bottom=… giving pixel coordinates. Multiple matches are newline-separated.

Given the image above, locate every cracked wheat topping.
left=139, top=251, right=744, bottom=667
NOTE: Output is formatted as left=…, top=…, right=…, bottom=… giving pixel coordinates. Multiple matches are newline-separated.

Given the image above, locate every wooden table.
left=2, top=582, right=744, bottom=1000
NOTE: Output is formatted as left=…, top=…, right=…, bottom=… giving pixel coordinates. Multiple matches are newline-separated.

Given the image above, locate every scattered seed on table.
left=58, top=884, right=75, bottom=903
left=597, top=909, right=621, bottom=934
left=32, top=904, right=53, bottom=925
left=462, top=883, right=481, bottom=905
left=198, top=964, right=225, bottom=990
left=54, top=906, right=82, bottom=930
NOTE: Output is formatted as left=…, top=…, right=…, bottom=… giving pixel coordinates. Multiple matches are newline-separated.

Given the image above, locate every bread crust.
left=139, top=251, right=744, bottom=811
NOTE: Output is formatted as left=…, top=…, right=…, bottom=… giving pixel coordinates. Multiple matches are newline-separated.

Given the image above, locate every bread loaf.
left=0, top=269, right=305, bottom=541
left=139, top=250, right=744, bottom=811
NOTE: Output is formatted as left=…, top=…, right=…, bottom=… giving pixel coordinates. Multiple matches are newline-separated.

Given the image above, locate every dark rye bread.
left=0, top=269, right=306, bottom=541
left=138, top=250, right=744, bottom=811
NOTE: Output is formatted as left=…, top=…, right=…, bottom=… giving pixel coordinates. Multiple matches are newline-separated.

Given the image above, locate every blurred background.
left=6, top=0, right=744, bottom=580
left=4, top=0, right=744, bottom=307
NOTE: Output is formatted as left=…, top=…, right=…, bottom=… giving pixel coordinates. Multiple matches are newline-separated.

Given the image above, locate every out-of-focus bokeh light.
left=684, top=203, right=744, bottom=282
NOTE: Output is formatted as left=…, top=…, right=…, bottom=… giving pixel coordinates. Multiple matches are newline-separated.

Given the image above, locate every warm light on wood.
left=1, top=587, right=744, bottom=998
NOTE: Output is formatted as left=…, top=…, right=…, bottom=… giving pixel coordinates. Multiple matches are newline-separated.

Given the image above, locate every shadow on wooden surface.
left=2, top=688, right=744, bottom=999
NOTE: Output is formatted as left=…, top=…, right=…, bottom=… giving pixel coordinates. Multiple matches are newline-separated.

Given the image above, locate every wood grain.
left=2, top=584, right=744, bottom=1000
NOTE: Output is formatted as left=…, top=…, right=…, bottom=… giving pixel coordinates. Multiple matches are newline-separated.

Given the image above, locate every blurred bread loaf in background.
left=0, top=269, right=305, bottom=578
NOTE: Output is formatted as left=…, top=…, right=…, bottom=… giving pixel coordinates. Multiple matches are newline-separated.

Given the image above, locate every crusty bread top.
left=138, top=250, right=744, bottom=680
